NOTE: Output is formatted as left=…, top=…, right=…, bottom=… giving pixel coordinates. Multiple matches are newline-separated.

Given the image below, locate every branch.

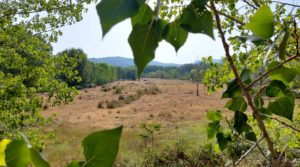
left=241, top=0, right=258, bottom=9
left=246, top=54, right=300, bottom=89
left=271, top=1, right=300, bottom=8
left=252, top=0, right=260, bottom=7
left=234, top=136, right=264, bottom=166
left=271, top=117, right=300, bottom=133
left=210, top=0, right=279, bottom=163
left=206, top=5, right=245, bottom=26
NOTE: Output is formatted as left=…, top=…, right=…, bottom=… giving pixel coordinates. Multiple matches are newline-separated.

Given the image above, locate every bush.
left=97, top=101, right=105, bottom=108
left=142, top=140, right=224, bottom=167
left=107, top=100, right=124, bottom=109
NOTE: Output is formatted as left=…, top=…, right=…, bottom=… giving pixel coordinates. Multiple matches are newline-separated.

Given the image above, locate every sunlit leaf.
left=268, top=61, right=300, bottom=84
left=131, top=4, right=153, bottom=26
left=81, top=126, right=123, bottom=167
left=245, top=6, right=274, bottom=39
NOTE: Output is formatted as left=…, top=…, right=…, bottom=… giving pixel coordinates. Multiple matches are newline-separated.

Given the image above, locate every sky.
left=52, top=3, right=225, bottom=64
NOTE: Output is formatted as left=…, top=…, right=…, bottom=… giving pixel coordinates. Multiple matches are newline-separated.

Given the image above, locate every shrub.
left=107, top=100, right=124, bottom=109
left=97, top=101, right=105, bottom=109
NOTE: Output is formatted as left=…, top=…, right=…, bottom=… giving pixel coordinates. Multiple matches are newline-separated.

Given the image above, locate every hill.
left=88, top=56, right=181, bottom=67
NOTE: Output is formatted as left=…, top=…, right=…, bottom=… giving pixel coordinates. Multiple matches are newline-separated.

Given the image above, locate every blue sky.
left=52, top=3, right=225, bottom=64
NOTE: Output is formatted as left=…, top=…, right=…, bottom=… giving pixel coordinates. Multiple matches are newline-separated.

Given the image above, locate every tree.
left=56, top=48, right=88, bottom=87
left=96, top=0, right=300, bottom=165
left=0, top=0, right=96, bottom=138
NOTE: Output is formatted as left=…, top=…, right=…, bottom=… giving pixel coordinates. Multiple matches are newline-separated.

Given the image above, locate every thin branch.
left=271, top=1, right=300, bottom=8
left=246, top=54, right=300, bottom=89
left=234, top=136, right=264, bottom=166
left=272, top=117, right=300, bottom=133
left=206, top=5, right=245, bottom=26
left=252, top=0, right=260, bottom=7
left=241, top=0, right=258, bottom=9
left=210, top=0, right=279, bottom=163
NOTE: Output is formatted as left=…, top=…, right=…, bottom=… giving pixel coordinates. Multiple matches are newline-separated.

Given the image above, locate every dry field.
left=41, top=79, right=230, bottom=166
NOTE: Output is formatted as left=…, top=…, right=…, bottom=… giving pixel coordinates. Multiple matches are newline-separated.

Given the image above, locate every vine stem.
left=210, top=1, right=280, bottom=166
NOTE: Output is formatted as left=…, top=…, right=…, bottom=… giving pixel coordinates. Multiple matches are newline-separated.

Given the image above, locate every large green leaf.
left=233, top=111, right=248, bottom=134
left=206, top=110, right=222, bottom=122
left=216, top=132, right=231, bottom=151
left=266, top=80, right=286, bottom=97
left=128, top=24, right=159, bottom=77
left=268, top=61, right=300, bottom=84
left=179, top=6, right=214, bottom=39
left=226, top=96, right=247, bottom=112
left=67, top=161, right=84, bottom=167
left=5, top=140, right=50, bottom=167
left=131, top=4, right=153, bottom=26
left=254, top=95, right=264, bottom=108
left=268, top=95, right=295, bottom=121
left=96, top=0, right=142, bottom=37
left=245, top=6, right=274, bottom=39
left=207, top=121, right=221, bottom=139
left=222, top=79, right=242, bottom=98
left=162, top=20, right=188, bottom=52
left=81, top=126, right=123, bottom=167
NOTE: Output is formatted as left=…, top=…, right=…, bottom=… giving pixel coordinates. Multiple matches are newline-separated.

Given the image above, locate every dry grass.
left=42, top=79, right=229, bottom=166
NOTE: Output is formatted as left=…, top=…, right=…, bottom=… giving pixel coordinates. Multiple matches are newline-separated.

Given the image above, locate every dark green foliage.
left=128, top=24, right=159, bottom=77
left=96, top=0, right=141, bottom=37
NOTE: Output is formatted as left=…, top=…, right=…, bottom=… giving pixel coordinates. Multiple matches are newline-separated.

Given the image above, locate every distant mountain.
left=88, top=56, right=181, bottom=67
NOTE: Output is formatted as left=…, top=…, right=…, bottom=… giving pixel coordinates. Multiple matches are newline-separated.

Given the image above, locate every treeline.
left=57, top=48, right=210, bottom=88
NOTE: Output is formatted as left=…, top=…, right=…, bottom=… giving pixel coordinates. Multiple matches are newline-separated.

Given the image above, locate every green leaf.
left=240, top=69, right=252, bottom=84
left=152, top=19, right=168, bottom=42
left=162, top=20, right=188, bottom=52
left=266, top=80, right=286, bottom=97
left=233, top=111, right=248, bottom=134
left=179, top=7, right=214, bottom=39
left=5, top=140, right=50, bottom=167
left=245, top=132, right=257, bottom=142
left=222, top=79, right=242, bottom=98
left=279, top=25, right=290, bottom=60
left=207, top=121, right=221, bottom=139
left=268, top=61, right=300, bottom=84
left=81, top=126, right=123, bottom=167
left=131, top=4, right=153, bottom=26
left=206, top=110, right=222, bottom=122
left=268, top=95, right=295, bottom=121
left=128, top=24, right=159, bottom=78
left=245, top=6, right=274, bottom=39
left=96, top=0, right=142, bottom=37
left=226, top=96, right=247, bottom=112
left=216, top=132, right=231, bottom=151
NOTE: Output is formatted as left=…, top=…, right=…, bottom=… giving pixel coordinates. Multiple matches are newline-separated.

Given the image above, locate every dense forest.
left=56, top=48, right=210, bottom=88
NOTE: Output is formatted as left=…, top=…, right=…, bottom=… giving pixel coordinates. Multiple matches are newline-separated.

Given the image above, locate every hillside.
left=88, top=56, right=181, bottom=67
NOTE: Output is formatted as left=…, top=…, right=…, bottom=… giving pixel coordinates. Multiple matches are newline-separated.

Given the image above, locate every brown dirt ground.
left=43, top=79, right=228, bottom=130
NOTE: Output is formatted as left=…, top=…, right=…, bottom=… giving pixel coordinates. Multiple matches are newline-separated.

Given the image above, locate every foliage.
left=0, top=126, right=122, bottom=167
left=96, top=0, right=300, bottom=166
left=0, top=0, right=96, bottom=139
left=142, top=139, right=224, bottom=167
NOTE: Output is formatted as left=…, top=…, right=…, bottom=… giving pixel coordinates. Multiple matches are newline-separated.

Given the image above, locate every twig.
left=206, top=5, right=245, bottom=26
left=271, top=1, right=300, bottom=8
left=234, top=136, right=264, bottom=166
left=241, top=0, right=258, bottom=9
left=246, top=54, right=300, bottom=89
left=271, top=117, right=300, bottom=133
